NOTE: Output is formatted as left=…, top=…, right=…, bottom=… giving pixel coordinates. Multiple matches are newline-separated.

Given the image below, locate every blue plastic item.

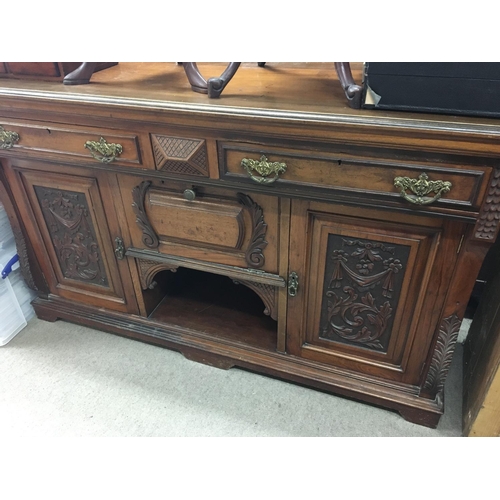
left=1, top=254, right=19, bottom=279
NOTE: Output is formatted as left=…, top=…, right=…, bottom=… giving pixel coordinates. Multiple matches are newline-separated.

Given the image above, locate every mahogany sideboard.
left=1, top=62, right=498, bottom=428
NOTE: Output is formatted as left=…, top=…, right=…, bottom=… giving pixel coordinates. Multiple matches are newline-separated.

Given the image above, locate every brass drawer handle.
left=241, top=155, right=287, bottom=185
left=0, top=125, right=20, bottom=149
left=84, top=137, right=123, bottom=163
left=394, top=173, right=452, bottom=205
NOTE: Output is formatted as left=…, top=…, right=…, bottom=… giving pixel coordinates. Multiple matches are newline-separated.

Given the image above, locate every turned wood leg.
left=63, top=62, right=98, bottom=85
left=334, top=62, right=363, bottom=109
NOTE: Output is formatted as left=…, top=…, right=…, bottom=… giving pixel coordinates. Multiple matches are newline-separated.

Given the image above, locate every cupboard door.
left=287, top=199, right=465, bottom=385
left=14, top=166, right=135, bottom=313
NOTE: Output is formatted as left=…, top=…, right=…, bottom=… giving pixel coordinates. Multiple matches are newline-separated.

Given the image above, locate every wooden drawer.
left=0, top=119, right=149, bottom=168
left=218, top=141, right=490, bottom=211
left=118, top=176, right=280, bottom=274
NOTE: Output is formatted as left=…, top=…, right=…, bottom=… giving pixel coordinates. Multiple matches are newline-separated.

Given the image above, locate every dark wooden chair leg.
left=180, top=62, right=208, bottom=94
left=207, top=62, right=241, bottom=98
left=334, top=62, right=363, bottom=109
left=181, top=62, right=241, bottom=98
left=63, top=62, right=98, bottom=85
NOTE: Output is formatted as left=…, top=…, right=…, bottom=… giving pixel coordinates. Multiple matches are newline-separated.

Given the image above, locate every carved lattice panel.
left=318, top=234, right=411, bottom=352
left=151, top=134, right=208, bottom=177
left=34, top=186, right=109, bottom=286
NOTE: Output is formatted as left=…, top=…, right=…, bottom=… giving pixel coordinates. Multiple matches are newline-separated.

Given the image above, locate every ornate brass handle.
left=241, top=155, right=287, bottom=185
left=0, top=126, right=20, bottom=149
left=393, top=173, right=452, bottom=205
left=84, top=137, right=123, bottom=163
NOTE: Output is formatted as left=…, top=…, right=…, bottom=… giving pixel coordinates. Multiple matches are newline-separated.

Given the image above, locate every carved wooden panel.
left=151, top=134, right=208, bottom=177
left=34, top=186, right=109, bottom=286
left=319, top=235, right=410, bottom=352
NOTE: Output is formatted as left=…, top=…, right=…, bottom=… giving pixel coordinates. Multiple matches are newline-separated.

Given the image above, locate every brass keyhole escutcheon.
left=114, top=237, right=125, bottom=260
left=288, top=271, right=299, bottom=297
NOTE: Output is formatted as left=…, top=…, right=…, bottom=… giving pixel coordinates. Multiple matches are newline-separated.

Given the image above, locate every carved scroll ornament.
left=132, top=181, right=160, bottom=249
left=236, top=193, right=268, bottom=268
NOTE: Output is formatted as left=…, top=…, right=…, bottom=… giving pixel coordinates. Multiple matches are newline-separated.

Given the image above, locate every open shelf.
left=147, top=267, right=278, bottom=352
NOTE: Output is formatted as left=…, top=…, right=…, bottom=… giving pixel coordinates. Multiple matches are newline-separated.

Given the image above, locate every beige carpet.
left=0, top=317, right=467, bottom=436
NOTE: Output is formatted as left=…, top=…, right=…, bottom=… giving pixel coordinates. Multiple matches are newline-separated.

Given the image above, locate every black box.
left=362, top=63, right=500, bottom=118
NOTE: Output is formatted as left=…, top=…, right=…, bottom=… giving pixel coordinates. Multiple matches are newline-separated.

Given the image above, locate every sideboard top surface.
left=2, top=63, right=500, bottom=158
left=0, top=63, right=498, bottom=128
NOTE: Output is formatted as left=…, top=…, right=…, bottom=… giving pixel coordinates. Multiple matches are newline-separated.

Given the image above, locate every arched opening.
left=145, top=267, right=278, bottom=351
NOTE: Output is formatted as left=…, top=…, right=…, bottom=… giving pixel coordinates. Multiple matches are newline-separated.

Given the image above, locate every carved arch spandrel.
left=137, top=258, right=178, bottom=290
left=232, top=279, right=278, bottom=321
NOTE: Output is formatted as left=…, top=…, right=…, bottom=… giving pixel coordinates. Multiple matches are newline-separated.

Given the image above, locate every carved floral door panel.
left=13, top=166, right=134, bottom=312
left=287, top=199, right=466, bottom=385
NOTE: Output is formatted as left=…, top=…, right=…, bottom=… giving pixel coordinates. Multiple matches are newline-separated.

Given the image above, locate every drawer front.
left=219, top=141, right=489, bottom=211
left=0, top=119, right=148, bottom=168
left=118, top=176, right=280, bottom=274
